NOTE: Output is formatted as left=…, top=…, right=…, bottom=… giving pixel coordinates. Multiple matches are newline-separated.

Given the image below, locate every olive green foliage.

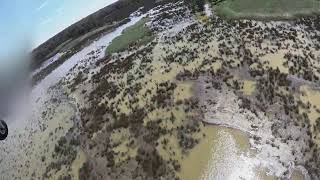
left=106, top=18, right=154, bottom=54
left=188, top=0, right=205, bottom=12
left=194, top=0, right=206, bottom=11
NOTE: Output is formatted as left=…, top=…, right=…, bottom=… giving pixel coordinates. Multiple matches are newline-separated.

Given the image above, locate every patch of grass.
left=106, top=18, right=154, bottom=54
left=213, top=0, right=320, bottom=20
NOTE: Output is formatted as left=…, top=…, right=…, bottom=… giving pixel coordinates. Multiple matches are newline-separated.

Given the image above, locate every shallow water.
left=260, top=50, right=288, bottom=74
left=31, top=53, right=62, bottom=77
left=174, top=81, right=193, bottom=102
left=300, top=85, right=320, bottom=124
left=0, top=13, right=148, bottom=179
left=178, top=125, right=260, bottom=180
left=242, top=79, right=256, bottom=95
left=299, top=85, right=320, bottom=145
left=291, top=170, right=305, bottom=180
left=8, top=15, right=146, bottom=129
left=178, top=124, right=307, bottom=180
left=31, top=15, right=145, bottom=104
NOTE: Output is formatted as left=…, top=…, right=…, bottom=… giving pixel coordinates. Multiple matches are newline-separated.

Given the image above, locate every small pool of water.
left=178, top=124, right=305, bottom=180
left=178, top=124, right=257, bottom=180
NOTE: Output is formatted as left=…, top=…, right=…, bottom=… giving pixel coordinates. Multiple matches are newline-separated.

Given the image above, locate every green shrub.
left=106, top=18, right=154, bottom=54
left=190, top=0, right=205, bottom=12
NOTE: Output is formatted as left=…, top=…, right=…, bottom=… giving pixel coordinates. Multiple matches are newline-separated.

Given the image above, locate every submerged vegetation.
left=7, top=0, right=320, bottom=179
left=64, top=3, right=320, bottom=178
left=106, top=18, right=154, bottom=54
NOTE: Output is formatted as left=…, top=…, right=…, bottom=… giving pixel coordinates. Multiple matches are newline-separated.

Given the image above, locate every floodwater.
left=0, top=14, right=147, bottom=179
left=179, top=124, right=306, bottom=180
left=178, top=125, right=252, bottom=180
left=31, top=14, right=146, bottom=103
left=299, top=85, right=320, bottom=145
left=242, top=79, right=256, bottom=95
left=260, top=50, right=288, bottom=74
left=1, top=7, right=313, bottom=179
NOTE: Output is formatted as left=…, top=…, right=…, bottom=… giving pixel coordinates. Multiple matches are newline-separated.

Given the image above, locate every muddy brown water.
left=177, top=124, right=305, bottom=180
left=178, top=125, right=251, bottom=180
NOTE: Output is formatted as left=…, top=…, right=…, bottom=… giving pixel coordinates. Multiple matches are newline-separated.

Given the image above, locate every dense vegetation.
left=189, top=0, right=205, bottom=12
left=213, top=0, right=320, bottom=19
left=106, top=18, right=154, bottom=54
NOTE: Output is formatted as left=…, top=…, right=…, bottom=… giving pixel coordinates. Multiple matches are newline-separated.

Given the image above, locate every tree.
left=189, top=0, right=205, bottom=12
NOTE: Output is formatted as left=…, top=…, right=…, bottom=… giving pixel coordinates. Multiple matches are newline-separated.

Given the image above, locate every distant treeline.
left=31, top=0, right=176, bottom=70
